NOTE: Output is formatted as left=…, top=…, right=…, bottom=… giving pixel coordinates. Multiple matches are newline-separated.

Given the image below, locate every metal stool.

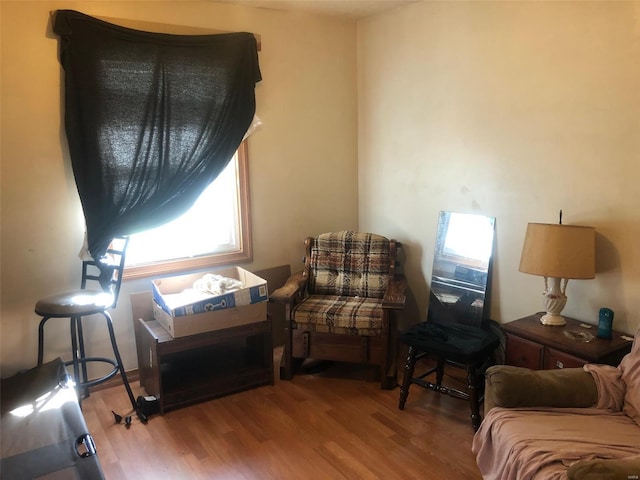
left=36, top=237, right=146, bottom=422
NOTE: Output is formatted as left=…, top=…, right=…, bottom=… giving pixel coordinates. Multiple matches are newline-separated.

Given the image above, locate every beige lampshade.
left=519, top=223, right=596, bottom=279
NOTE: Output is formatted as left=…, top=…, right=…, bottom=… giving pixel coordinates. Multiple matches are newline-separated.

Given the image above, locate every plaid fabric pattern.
left=308, top=231, right=390, bottom=299
left=292, top=295, right=384, bottom=337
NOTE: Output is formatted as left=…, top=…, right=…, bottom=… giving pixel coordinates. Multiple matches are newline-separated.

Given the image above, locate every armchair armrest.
left=484, top=365, right=598, bottom=415
left=383, top=275, right=407, bottom=310
left=270, top=271, right=308, bottom=304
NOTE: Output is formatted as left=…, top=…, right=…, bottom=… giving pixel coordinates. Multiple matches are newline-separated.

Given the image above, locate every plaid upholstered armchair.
left=271, top=231, right=406, bottom=389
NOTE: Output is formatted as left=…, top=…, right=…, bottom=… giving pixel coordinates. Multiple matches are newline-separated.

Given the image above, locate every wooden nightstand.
left=502, top=313, right=632, bottom=370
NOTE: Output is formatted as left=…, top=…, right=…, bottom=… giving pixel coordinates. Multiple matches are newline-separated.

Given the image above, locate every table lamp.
left=519, top=220, right=595, bottom=326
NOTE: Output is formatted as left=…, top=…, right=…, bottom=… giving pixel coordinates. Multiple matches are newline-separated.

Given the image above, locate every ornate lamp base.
left=539, top=313, right=566, bottom=326
left=540, top=276, right=568, bottom=327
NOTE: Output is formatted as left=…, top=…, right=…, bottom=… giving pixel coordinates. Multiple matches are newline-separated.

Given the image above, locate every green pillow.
left=484, top=365, right=598, bottom=412
left=567, top=457, right=640, bottom=480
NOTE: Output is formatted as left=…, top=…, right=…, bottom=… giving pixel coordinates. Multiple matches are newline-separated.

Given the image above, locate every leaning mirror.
left=429, top=211, right=496, bottom=327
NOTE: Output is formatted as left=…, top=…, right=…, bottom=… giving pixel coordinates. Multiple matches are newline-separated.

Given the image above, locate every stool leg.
left=37, top=316, right=51, bottom=365
left=399, top=346, right=417, bottom=410
left=102, top=312, right=145, bottom=422
left=76, top=316, right=90, bottom=399
left=467, top=364, right=481, bottom=431
left=69, top=316, right=82, bottom=402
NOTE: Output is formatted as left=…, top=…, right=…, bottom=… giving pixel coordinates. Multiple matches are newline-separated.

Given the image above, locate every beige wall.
left=358, top=1, right=640, bottom=333
left=0, top=1, right=358, bottom=376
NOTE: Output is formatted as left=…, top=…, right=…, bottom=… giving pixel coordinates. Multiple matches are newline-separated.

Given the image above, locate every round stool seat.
left=35, top=290, right=114, bottom=317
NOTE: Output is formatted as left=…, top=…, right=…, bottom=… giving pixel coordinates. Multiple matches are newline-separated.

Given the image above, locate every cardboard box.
left=152, top=267, right=268, bottom=316
left=152, top=299, right=267, bottom=338
left=151, top=267, right=268, bottom=338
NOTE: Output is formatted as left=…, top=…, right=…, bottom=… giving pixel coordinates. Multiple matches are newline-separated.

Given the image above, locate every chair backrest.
left=305, top=231, right=395, bottom=299
left=80, top=236, right=129, bottom=309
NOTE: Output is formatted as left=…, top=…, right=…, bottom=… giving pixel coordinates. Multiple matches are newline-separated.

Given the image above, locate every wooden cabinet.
left=544, top=347, right=586, bottom=370
left=134, top=315, right=273, bottom=414
left=503, top=313, right=632, bottom=370
left=504, top=333, right=543, bottom=370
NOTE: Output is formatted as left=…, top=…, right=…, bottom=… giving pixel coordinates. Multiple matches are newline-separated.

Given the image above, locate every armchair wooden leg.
left=279, top=318, right=292, bottom=380
left=279, top=357, right=292, bottom=380
left=380, top=314, right=398, bottom=390
left=382, top=372, right=397, bottom=390
left=381, top=349, right=398, bottom=390
left=279, top=339, right=294, bottom=381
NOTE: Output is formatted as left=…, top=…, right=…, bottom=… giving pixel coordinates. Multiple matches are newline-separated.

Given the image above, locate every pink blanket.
left=473, top=365, right=640, bottom=480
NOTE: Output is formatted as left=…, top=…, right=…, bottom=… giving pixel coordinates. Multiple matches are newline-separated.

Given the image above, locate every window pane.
left=124, top=142, right=252, bottom=279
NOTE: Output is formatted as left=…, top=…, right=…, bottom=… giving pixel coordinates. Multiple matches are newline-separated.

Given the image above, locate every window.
left=124, top=141, right=252, bottom=279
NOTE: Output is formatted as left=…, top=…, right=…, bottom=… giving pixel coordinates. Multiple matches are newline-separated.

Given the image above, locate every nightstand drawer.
left=544, top=348, right=587, bottom=370
left=505, top=333, right=543, bottom=370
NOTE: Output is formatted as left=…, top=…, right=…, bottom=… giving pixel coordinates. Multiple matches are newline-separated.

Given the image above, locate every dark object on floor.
left=301, top=359, right=335, bottom=374
left=111, top=410, right=133, bottom=428
left=136, top=395, right=160, bottom=417
left=111, top=410, right=124, bottom=424
left=1, top=357, right=105, bottom=479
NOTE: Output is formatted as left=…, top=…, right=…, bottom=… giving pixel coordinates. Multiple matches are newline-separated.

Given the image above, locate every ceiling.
left=211, top=0, right=420, bottom=20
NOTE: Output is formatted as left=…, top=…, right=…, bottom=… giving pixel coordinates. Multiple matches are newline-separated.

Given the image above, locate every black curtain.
left=53, top=10, right=261, bottom=262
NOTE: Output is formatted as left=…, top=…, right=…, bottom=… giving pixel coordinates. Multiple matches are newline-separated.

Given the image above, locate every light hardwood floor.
left=82, top=349, right=483, bottom=479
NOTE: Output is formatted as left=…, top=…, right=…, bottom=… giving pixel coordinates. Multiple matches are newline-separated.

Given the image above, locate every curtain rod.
left=49, top=11, right=262, bottom=51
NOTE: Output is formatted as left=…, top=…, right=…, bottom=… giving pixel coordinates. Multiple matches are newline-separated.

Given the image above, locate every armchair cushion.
left=309, top=231, right=390, bottom=298
left=475, top=406, right=640, bottom=480
left=620, top=328, right=640, bottom=426
left=474, top=332, right=640, bottom=480
left=292, top=295, right=383, bottom=336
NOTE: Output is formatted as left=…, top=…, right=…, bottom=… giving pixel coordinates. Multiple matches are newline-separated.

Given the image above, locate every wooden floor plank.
left=81, top=348, right=483, bottom=479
